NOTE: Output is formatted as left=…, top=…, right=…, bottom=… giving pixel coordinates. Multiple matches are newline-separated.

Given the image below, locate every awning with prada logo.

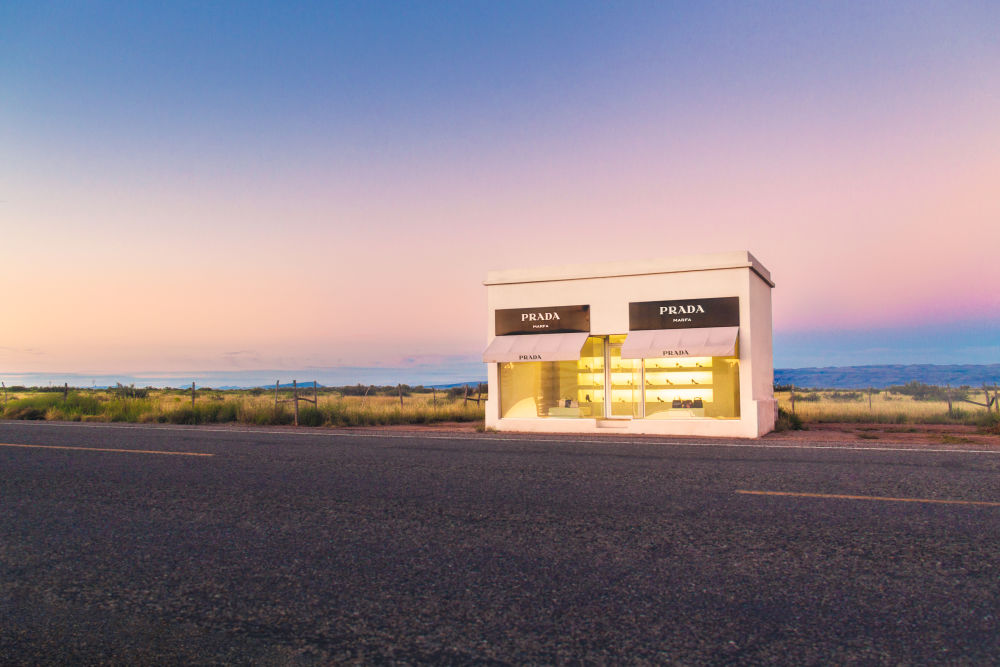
left=620, top=326, right=738, bottom=360
left=482, top=332, right=590, bottom=363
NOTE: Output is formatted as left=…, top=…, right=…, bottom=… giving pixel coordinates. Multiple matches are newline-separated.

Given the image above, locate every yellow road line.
left=0, top=443, right=213, bottom=457
left=736, top=489, right=1000, bottom=507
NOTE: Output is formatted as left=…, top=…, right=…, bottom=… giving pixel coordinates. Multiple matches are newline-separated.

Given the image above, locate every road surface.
left=2, top=421, right=998, bottom=664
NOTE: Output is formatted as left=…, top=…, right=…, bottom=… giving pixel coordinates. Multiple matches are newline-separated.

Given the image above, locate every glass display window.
left=499, top=336, right=606, bottom=418
left=496, top=335, right=739, bottom=421
left=576, top=336, right=606, bottom=419
left=643, top=354, right=739, bottom=419
left=608, top=334, right=641, bottom=418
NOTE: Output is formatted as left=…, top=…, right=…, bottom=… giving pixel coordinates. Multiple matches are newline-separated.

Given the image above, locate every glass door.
left=607, top=335, right=641, bottom=418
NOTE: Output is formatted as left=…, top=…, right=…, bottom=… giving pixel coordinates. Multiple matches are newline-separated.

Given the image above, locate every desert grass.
left=4, top=386, right=996, bottom=431
left=1, top=389, right=486, bottom=427
left=775, top=389, right=998, bottom=426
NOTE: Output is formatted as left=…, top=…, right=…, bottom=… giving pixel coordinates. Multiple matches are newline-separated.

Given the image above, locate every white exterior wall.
left=484, top=252, right=775, bottom=438
left=748, top=267, right=777, bottom=435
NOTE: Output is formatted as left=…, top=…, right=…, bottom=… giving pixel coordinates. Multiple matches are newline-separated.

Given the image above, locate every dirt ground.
left=765, top=422, right=1000, bottom=449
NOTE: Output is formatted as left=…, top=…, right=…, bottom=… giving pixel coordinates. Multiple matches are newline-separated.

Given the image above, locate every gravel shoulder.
left=3, top=418, right=998, bottom=450
left=338, top=420, right=1000, bottom=450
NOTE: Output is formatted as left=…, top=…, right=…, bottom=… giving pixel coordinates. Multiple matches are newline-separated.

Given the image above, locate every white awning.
left=483, top=332, right=590, bottom=363
left=620, top=326, right=738, bottom=359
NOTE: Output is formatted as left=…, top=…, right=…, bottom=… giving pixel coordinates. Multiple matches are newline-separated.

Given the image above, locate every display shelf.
left=645, top=388, right=713, bottom=402
left=645, top=370, right=712, bottom=384
left=644, top=357, right=714, bottom=370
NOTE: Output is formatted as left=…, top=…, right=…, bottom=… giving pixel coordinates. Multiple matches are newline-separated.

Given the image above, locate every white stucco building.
left=482, top=252, right=775, bottom=438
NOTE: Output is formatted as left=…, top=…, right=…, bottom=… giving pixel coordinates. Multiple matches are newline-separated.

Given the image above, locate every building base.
left=486, top=400, right=775, bottom=438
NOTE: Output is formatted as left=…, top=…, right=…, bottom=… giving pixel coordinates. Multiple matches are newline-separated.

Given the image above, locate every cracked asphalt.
left=2, top=421, right=999, bottom=664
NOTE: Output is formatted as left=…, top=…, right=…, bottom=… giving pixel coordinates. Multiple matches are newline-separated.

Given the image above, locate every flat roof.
left=485, top=251, right=774, bottom=288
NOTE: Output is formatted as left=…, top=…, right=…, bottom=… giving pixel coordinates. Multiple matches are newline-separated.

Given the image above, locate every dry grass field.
left=776, top=388, right=999, bottom=427
left=2, top=384, right=997, bottom=433
left=0, top=387, right=486, bottom=427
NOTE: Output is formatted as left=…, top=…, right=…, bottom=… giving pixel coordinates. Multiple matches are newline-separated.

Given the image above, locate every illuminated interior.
left=643, top=354, right=740, bottom=419
left=498, top=335, right=739, bottom=419
left=608, top=334, right=641, bottom=417
left=499, top=336, right=605, bottom=418
left=575, top=336, right=606, bottom=418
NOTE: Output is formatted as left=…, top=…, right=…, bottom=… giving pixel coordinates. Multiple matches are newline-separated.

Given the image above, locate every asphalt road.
left=1, top=421, right=999, bottom=665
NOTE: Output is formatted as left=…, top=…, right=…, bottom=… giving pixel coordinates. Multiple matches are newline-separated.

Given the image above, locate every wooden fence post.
left=275, top=381, right=279, bottom=411
left=192, top=382, right=196, bottom=409
left=432, top=387, right=437, bottom=408
left=477, top=384, right=482, bottom=405
left=946, top=384, right=952, bottom=417
left=464, top=384, right=469, bottom=404
left=868, top=387, right=872, bottom=411
left=64, top=382, right=68, bottom=401
left=2, top=381, right=6, bottom=407
left=790, top=384, right=795, bottom=415
left=313, top=381, right=318, bottom=407
left=398, top=384, right=403, bottom=409
left=293, top=380, right=299, bottom=426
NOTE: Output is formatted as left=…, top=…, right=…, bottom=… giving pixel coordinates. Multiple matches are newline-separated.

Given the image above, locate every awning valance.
left=483, top=332, right=589, bottom=363
left=620, top=326, right=738, bottom=359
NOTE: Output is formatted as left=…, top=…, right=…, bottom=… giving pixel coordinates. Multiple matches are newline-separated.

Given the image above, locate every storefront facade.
left=483, top=252, right=775, bottom=438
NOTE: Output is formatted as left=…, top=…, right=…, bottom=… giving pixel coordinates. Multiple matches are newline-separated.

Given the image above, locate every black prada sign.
left=629, top=297, right=739, bottom=331
left=495, top=304, right=590, bottom=336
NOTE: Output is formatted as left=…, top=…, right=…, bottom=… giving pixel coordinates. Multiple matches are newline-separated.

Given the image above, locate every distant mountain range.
left=5, top=364, right=998, bottom=391
left=774, top=364, right=1000, bottom=389
left=435, top=365, right=1000, bottom=391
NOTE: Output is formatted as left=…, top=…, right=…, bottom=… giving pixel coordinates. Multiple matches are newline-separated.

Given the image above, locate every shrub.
left=112, top=383, right=150, bottom=399
left=268, top=408, right=295, bottom=426
left=828, top=391, right=863, bottom=402
left=977, top=413, right=1000, bottom=435
left=7, top=406, right=47, bottom=420
left=774, top=407, right=803, bottom=431
left=165, top=407, right=197, bottom=425
left=3, top=393, right=102, bottom=420
left=104, top=398, right=156, bottom=422
left=162, top=402, right=240, bottom=424
left=298, top=407, right=324, bottom=427
left=336, top=384, right=373, bottom=396
left=887, top=381, right=967, bottom=402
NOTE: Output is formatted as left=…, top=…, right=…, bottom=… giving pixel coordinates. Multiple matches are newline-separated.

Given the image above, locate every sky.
left=2, top=1, right=999, bottom=385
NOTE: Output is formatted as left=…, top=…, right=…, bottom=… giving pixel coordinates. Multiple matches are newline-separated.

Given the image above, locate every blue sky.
left=2, top=1, right=999, bottom=384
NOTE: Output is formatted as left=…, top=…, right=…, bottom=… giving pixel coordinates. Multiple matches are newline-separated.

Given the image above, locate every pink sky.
left=2, top=3, right=998, bottom=375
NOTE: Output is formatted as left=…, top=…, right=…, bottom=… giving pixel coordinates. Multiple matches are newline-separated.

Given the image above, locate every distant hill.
left=774, top=364, right=1000, bottom=389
